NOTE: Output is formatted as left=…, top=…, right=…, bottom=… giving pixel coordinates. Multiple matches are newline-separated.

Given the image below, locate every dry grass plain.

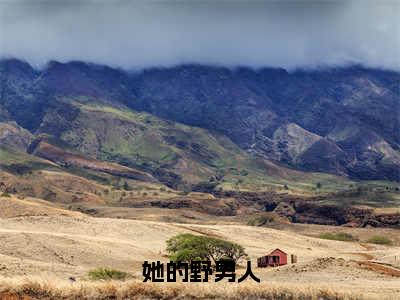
left=0, top=196, right=399, bottom=299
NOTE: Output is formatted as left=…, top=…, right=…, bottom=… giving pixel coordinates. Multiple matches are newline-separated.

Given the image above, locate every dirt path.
left=357, top=261, right=400, bottom=277
left=349, top=242, right=400, bottom=277
left=359, top=243, right=376, bottom=251
left=344, top=252, right=375, bottom=260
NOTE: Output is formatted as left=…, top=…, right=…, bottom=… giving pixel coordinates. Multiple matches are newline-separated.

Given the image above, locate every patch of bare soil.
left=344, top=252, right=375, bottom=260
left=357, top=261, right=400, bottom=277
left=289, top=257, right=357, bottom=273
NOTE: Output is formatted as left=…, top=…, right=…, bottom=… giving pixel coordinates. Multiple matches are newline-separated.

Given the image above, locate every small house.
left=257, top=248, right=288, bottom=267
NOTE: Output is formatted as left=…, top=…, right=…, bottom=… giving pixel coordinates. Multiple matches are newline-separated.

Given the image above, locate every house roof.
left=267, top=248, right=287, bottom=255
left=257, top=248, right=288, bottom=259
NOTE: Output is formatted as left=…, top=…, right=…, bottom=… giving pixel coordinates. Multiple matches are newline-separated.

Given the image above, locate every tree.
left=166, top=233, right=247, bottom=264
left=316, top=182, right=322, bottom=189
left=166, top=234, right=209, bottom=262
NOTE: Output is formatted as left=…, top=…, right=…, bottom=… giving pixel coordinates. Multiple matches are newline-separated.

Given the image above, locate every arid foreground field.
left=0, top=196, right=399, bottom=300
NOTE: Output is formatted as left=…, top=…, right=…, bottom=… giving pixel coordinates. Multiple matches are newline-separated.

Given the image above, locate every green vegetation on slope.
left=318, top=232, right=357, bottom=242
left=366, top=236, right=393, bottom=245
left=56, top=100, right=356, bottom=192
left=88, top=268, right=128, bottom=281
left=0, top=147, right=58, bottom=175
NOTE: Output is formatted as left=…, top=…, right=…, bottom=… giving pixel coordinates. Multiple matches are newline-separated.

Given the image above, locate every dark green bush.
left=166, top=233, right=247, bottom=264
left=247, top=214, right=275, bottom=226
left=366, top=236, right=393, bottom=245
left=88, top=268, right=128, bottom=280
left=318, top=232, right=357, bottom=242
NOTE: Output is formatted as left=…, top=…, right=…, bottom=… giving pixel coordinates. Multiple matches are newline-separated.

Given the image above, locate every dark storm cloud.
left=0, top=0, right=399, bottom=70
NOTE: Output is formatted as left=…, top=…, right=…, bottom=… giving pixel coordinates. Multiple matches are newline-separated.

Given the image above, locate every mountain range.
left=0, top=58, right=399, bottom=191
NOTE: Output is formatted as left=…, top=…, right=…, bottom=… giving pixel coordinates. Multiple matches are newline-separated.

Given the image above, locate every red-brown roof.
left=267, top=248, right=287, bottom=256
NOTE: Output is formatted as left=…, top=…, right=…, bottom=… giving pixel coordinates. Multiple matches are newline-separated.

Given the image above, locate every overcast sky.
left=0, top=0, right=399, bottom=70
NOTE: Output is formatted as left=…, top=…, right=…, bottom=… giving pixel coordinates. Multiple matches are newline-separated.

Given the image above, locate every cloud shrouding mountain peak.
left=0, top=0, right=399, bottom=70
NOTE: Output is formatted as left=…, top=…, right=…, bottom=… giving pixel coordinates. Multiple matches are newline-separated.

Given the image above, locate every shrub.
left=166, top=233, right=247, bottom=264
left=247, top=214, right=275, bottom=226
left=0, top=279, right=363, bottom=299
left=123, top=181, right=133, bottom=191
left=88, top=268, right=128, bottom=280
left=318, top=232, right=357, bottom=242
left=366, top=236, right=393, bottom=245
left=1, top=192, right=11, bottom=197
left=191, top=181, right=218, bottom=193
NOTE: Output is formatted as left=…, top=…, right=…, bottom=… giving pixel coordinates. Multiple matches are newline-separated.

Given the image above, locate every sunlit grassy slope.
left=52, top=100, right=357, bottom=192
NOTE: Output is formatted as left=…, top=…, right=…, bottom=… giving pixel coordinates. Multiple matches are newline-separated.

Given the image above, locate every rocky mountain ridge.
left=1, top=58, right=399, bottom=182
